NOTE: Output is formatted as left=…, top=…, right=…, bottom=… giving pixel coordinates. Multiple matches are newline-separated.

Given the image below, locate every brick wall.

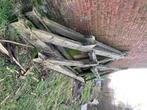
left=46, top=0, right=147, bottom=68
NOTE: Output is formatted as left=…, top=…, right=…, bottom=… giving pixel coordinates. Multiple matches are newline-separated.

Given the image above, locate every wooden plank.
left=11, top=21, right=85, bottom=82
left=11, top=20, right=60, bottom=57
left=44, top=64, right=84, bottom=83
left=96, top=41, right=123, bottom=54
left=11, top=20, right=123, bottom=59
left=88, top=50, right=100, bottom=79
left=93, top=46, right=124, bottom=59
left=87, top=35, right=123, bottom=54
left=55, top=46, right=73, bottom=60
left=33, top=57, right=85, bottom=83
left=96, top=65, right=120, bottom=71
left=26, top=9, right=124, bottom=56
left=32, top=29, right=95, bottom=52
left=44, top=59, right=98, bottom=67
left=32, top=29, right=123, bottom=59
left=25, top=8, right=49, bottom=30
left=99, top=58, right=113, bottom=64
left=11, top=21, right=124, bottom=60
left=26, top=9, right=88, bottom=43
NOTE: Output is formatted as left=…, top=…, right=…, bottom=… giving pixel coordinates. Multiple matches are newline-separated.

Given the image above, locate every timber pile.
left=10, top=8, right=126, bottom=83
left=6, top=2, right=128, bottom=107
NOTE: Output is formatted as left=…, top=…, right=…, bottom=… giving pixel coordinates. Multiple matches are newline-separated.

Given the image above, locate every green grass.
left=0, top=0, right=92, bottom=109
left=0, top=0, right=15, bottom=33
left=0, top=57, right=92, bottom=110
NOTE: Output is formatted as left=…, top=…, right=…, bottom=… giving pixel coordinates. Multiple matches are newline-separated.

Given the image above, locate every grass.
left=0, top=0, right=15, bottom=33
left=0, top=56, right=92, bottom=110
left=0, top=0, right=92, bottom=110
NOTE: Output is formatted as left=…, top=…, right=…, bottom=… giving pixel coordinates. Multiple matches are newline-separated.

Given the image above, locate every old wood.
left=11, top=21, right=85, bottom=82
left=56, top=46, right=73, bottom=60
left=32, top=29, right=95, bottom=52
left=44, top=64, right=84, bottom=83
left=94, top=46, right=123, bottom=59
left=88, top=50, right=100, bottom=79
left=11, top=21, right=85, bottom=81
left=0, top=43, right=9, bottom=56
left=11, top=20, right=122, bottom=81
left=0, top=43, right=25, bottom=72
left=43, top=59, right=98, bottom=67
left=98, top=58, right=113, bottom=64
left=0, top=40, right=33, bottom=48
left=25, top=8, right=49, bottom=30
left=26, top=9, right=124, bottom=56
left=97, top=65, right=120, bottom=71
left=26, top=9, right=88, bottom=43
left=87, top=35, right=123, bottom=55
left=11, top=21, right=59, bottom=57
left=32, top=29, right=123, bottom=59
left=96, top=42, right=123, bottom=54
left=26, top=9, right=123, bottom=59
left=34, top=57, right=84, bottom=83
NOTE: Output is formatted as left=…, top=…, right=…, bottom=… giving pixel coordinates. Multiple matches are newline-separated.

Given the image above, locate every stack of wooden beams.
left=11, top=8, right=126, bottom=83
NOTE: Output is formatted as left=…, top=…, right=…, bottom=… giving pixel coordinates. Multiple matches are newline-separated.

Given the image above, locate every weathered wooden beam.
left=43, top=58, right=98, bottom=67
left=10, top=21, right=53, bottom=53
left=25, top=8, right=49, bottom=30
left=88, top=50, right=100, bottom=79
left=98, top=58, right=113, bottom=64
left=32, top=29, right=95, bottom=51
left=97, top=65, right=120, bottom=71
left=87, top=35, right=123, bottom=54
left=26, top=9, right=88, bottom=43
left=93, top=46, right=124, bottom=59
left=11, top=21, right=85, bottom=81
left=33, top=57, right=85, bottom=83
left=96, top=41, right=122, bottom=54
left=11, top=21, right=85, bottom=82
left=32, top=29, right=123, bottom=59
left=26, top=9, right=125, bottom=59
left=11, top=20, right=124, bottom=60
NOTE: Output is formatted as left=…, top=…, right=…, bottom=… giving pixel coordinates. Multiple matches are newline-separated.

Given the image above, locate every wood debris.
left=10, top=8, right=127, bottom=82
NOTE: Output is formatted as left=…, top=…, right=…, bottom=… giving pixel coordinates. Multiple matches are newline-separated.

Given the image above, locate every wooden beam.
left=99, top=58, right=113, bottom=64
left=11, top=21, right=85, bottom=82
left=93, top=46, right=124, bottom=59
left=11, top=20, right=66, bottom=58
left=26, top=9, right=123, bottom=55
left=11, top=20, right=124, bottom=60
left=88, top=50, right=100, bottom=79
left=25, top=8, right=49, bottom=30
left=97, top=65, right=120, bottom=71
left=11, top=20, right=123, bottom=59
left=33, top=57, right=84, bottom=83
left=87, top=35, right=123, bottom=54
left=26, top=9, right=125, bottom=59
left=32, top=29, right=95, bottom=51
left=96, top=41, right=122, bottom=54
left=43, top=59, right=98, bottom=67
left=26, top=9, right=88, bottom=43
left=32, top=29, right=123, bottom=59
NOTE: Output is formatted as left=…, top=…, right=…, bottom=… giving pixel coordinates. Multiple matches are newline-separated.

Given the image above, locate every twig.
left=0, top=39, right=33, bottom=48
left=19, top=65, right=34, bottom=79
left=0, top=43, right=26, bottom=72
left=0, top=94, right=10, bottom=105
